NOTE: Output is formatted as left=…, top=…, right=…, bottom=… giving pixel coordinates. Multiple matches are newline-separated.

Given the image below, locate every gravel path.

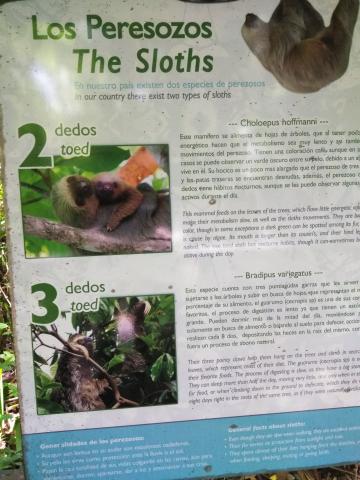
left=0, top=470, right=25, bottom=480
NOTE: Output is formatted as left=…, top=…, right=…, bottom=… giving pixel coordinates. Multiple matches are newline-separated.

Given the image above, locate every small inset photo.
left=32, top=294, right=177, bottom=414
left=19, top=144, right=171, bottom=258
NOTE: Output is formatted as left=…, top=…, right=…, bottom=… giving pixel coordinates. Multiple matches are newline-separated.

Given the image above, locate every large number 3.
left=18, top=123, right=52, bottom=168
left=31, top=283, right=59, bottom=325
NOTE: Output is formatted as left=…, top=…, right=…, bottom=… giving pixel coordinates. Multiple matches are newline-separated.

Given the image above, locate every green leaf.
left=50, top=350, right=59, bottom=366
left=71, top=311, right=92, bottom=331
left=150, top=353, right=175, bottom=382
left=35, top=368, right=55, bottom=388
left=53, top=145, right=131, bottom=174
left=104, top=320, right=116, bottom=333
left=33, top=351, right=48, bottom=365
left=50, top=361, right=59, bottom=378
left=14, top=418, right=23, bottom=452
left=152, top=176, right=169, bottom=191
left=0, top=350, right=15, bottom=371
left=115, top=342, right=135, bottom=355
left=37, top=398, right=65, bottom=415
left=6, top=383, right=18, bottom=398
left=107, top=354, right=125, bottom=370
left=71, top=312, right=83, bottom=330
left=0, top=449, right=23, bottom=470
left=86, top=298, right=116, bottom=328
left=140, top=334, right=156, bottom=348
left=0, top=413, right=13, bottom=421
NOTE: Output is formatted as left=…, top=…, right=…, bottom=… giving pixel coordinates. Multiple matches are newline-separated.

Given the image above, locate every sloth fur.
left=54, top=335, right=109, bottom=412
left=242, top=0, right=359, bottom=93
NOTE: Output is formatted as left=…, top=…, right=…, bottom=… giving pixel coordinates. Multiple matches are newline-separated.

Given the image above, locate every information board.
left=1, top=0, right=360, bottom=478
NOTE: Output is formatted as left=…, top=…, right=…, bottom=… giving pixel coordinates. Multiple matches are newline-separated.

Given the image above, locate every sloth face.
left=94, top=181, right=117, bottom=202
left=92, top=173, right=130, bottom=204
left=92, top=172, right=128, bottom=203
left=69, top=334, right=94, bottom=354
left=66, top=175, right=95, bottom=207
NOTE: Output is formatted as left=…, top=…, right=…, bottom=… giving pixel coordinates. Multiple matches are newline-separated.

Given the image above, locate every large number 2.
left=18, top=123, right=52, bottom=168
left=31, top=283, right=59, bottom=325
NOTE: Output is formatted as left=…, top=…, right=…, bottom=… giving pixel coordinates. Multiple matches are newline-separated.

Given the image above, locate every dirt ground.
left=0, top=470, right=24, bottom=480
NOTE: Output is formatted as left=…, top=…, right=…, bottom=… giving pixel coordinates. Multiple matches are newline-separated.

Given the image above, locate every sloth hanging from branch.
left=32, top=325, right=139, bottom=412
left=32, top=296, right=177, bottom=413
left=53, top=334, right=111, bottom=412
left=242, top=0, right=359, bottom=93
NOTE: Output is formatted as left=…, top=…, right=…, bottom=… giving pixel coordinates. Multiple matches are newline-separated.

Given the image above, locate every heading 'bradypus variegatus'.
left=242, top=0, right=359, bottom=93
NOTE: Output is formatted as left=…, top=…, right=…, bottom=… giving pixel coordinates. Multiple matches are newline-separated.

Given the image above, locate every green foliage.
left=0, top=174, right=23, bottom=469
left=151, top=353, right=175, bottom=382
left=0, top=445, right=23, bottom=470
left=0, top=351, right=15, bottom=371
left=35, top=368, right=64, bottom=415
left=32, top=294, right=177, bottom=414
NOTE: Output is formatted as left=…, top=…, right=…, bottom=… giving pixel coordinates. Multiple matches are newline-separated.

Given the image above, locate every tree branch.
left=34, top=328, right=138, bottom=407
left=20, top=182, right=49, bottom=196
left=34, top=169, right=53, bottom=190
left=24, top=215, right=171, bottom=254
left=0, top=284, right=11, bottom=307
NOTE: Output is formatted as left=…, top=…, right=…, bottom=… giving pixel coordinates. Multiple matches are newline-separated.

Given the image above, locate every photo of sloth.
left=242, top=0, right=359, bottom=93
left=19, top=144, right=171, bottom=258
left=32, top=294, right=177, bottom=414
